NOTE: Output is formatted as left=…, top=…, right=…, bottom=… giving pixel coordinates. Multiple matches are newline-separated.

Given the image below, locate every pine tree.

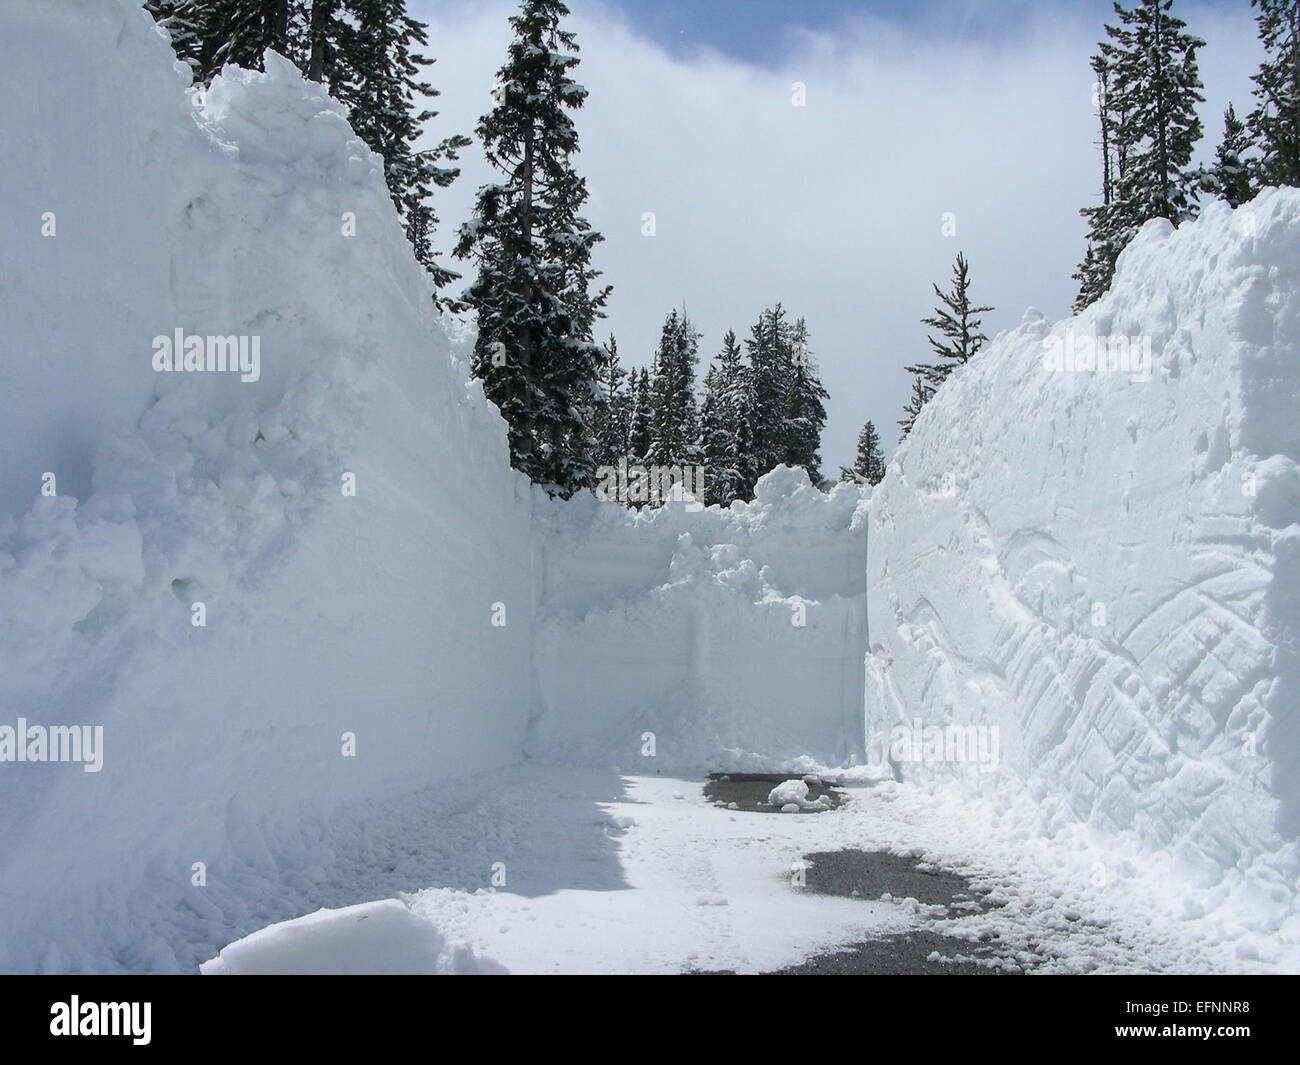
left=841, top=421, right=886, bottom=486
left=911, top=253, right=992, bottom=387
left=628, top=368, right=654, bottom=467
left=743, top=303, right=795, bottom=480
left=305, top=0, right=348, bottom=85
left=648, top=309, right=701, bottom=472
left=699, top=374, right=727, bottom=507
left=1112, top=0, right=1205, bottom=222
left=1075, top=199, right=1142, bottom=312
left=166, top=0, right=292, bottom=82
left=901, top=254, right=991, bottom=438
left=1075, top=51, right=1140, bottom=310
left=1199, top=104, right=1256, bottom=207
left=591, top=336, right=630, bottom=466
left=898, top=376, right=934, bottom=442
left=1249, top=0, right=1300, bottom=188
left=339, top=1, right=470, bottom=304
left=454, top=0, right=610, bottom=497
left=731, top=403, right=760, bottom=502
left=699, top=329, right=751, bottom=506
left=1075, top=0, right=1205, bottom=309
left=782, top=318, right=829, bottom=486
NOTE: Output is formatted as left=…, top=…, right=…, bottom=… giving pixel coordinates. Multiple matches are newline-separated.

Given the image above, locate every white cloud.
left=415, top=0, right=1263, bottom=471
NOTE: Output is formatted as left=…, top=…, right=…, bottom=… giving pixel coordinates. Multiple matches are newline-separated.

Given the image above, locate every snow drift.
left=200, top=898, right=507, bottom=975
left=868, top=191, right=1300, bottom=893
left=0, top=0, right=533, bottom=972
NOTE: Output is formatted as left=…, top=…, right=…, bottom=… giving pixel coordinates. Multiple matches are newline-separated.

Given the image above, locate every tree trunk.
left=307, top=0, right=332, bottom=82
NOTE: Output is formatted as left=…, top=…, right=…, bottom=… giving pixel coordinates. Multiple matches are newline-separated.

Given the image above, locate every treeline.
left=592, top=304, right=829, bottom=508
left=146, top=0, right=469, bottom=304
left=1075, top=0, right=1300, bottom=309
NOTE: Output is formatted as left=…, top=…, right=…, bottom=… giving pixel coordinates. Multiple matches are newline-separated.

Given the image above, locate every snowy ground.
left=202, top=766, right=1265, bottom=975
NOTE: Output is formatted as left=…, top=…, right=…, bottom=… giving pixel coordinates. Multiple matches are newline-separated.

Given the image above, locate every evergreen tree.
left=1075, top=51, right=1139, bottom=310
left=901, top=253, right=992, bottom=439
left=1074, top=0, right=1205, bottom=308
left=1111, top=0, right=1205, bottom=222
left=344, top=1, right=470, bottom=303
left=591, top=336, right=630, bottom=466
left=648, top=309, right=701, bottom=472
left=699, top=372, right=727, bottom=506
left=841, top=420, right=886, bottom=486
left=454, top=0, right=610, bottom=497
left=910, top=253, right=992, bottom=387
left=743, top=303, right=795, bottom=479
left=165, top=0, right=293, bottom=82
left=898, top=376, right=934, bottom=442
left=305, top=0, right=348, bottom=85
left=699, top=329, right=752, bottom=506
left=1200, top=104, right=1256, bottom=207
left=628, top=368, right=654, bottom=467
left=731, top=403, right=760, bottom=502
left=782, top=318, right=829, bottom=486
left=1249, top=0, right=1300, bottom=188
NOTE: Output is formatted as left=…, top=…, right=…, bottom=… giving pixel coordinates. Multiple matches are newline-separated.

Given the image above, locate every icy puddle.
left=762, top=849, right=1018, bottom=974
left=202, top=767, right=1238, bottom=974
left=797, top=849, right=996, bottom=910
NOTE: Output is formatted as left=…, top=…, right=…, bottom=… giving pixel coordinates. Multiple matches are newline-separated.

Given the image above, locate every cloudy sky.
left=412, top=0, right=1263, bottom=473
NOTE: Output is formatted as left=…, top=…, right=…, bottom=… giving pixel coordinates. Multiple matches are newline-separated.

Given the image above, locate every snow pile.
left=529, top=466, right=868, bottom=772
left=868, top=191, right=1300, bottom=896
left=768, top=779, right=810, bottom=806
left=200, top=899, right=506, bottom=974
left=0, top=0, right=533, bottom=972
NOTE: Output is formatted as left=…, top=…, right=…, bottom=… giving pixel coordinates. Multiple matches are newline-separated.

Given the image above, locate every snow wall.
left=529, top=468, right=868, bottom=771
left=868, top=192, right=1300, bottom=887
left=0, top=1, right=537, bottom=972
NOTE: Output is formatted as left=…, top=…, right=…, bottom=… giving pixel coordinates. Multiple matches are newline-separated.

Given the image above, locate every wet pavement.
left=703, top=772, right=848, bottom=813
left=699, top=775, right=1023, bottom=975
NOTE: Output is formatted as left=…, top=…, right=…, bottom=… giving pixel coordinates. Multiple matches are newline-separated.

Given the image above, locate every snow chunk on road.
left=200, top=899, right=507, bottom=975
left=769, top=779, right=810, bottom=807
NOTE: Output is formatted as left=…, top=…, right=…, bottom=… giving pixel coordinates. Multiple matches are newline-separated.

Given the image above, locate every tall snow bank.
left=531, top=467, right=868, bottom=771
left=0, top=0, right=533, bottom=972
left=868, top=191, right=1300, bottom=892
